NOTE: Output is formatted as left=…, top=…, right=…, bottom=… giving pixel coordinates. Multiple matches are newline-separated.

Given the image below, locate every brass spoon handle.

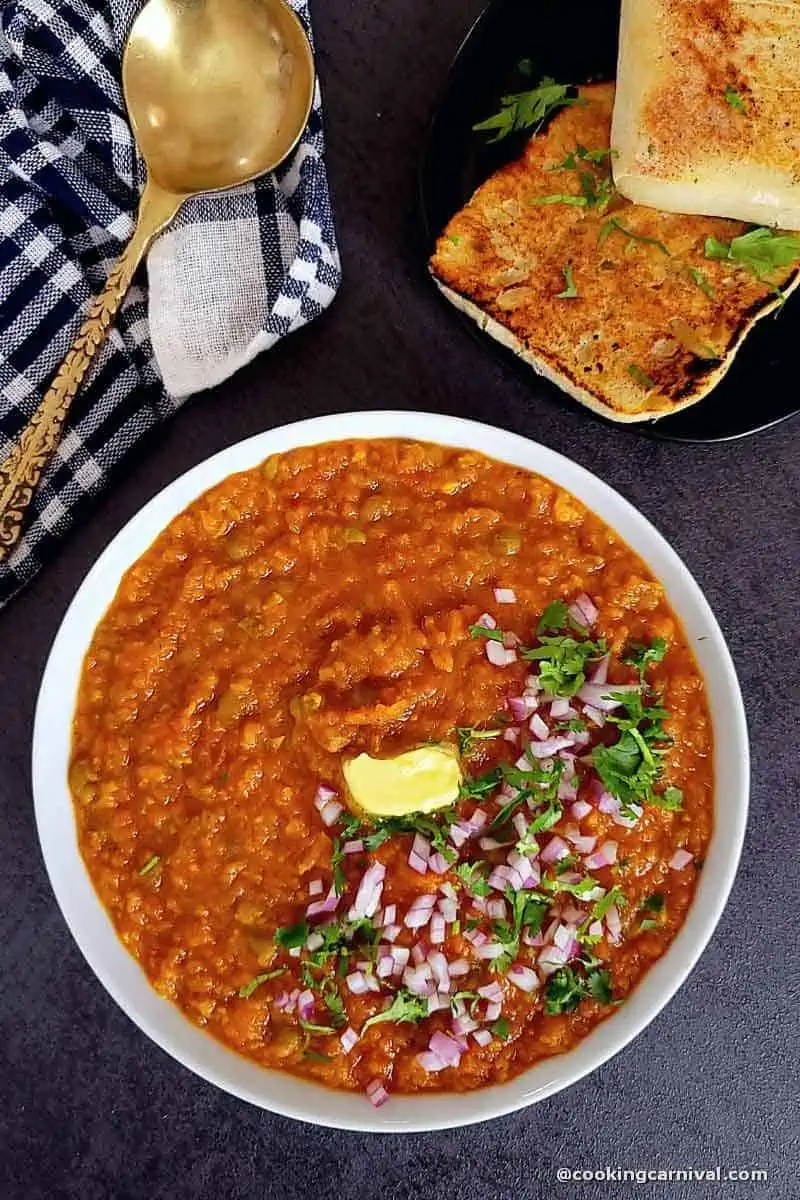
left=0, top=181, right=182, bottom=560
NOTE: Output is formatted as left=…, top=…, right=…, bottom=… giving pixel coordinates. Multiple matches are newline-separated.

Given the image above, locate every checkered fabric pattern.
left=0, top=0, right=340, bottom=609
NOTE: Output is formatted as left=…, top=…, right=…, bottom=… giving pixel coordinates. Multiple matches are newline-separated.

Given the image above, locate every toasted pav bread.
left=430, top=83, right=800, bottom=422
left=612, top=0, right=800, bottom=229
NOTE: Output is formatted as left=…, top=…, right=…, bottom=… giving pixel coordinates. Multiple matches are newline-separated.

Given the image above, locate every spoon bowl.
left=123, top=0, right=316, bottom=194
left=0, top=0, right=315, bottom=559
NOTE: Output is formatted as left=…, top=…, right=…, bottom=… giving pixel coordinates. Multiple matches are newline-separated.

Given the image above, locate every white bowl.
left=33, top=412, right=748, bottom=1132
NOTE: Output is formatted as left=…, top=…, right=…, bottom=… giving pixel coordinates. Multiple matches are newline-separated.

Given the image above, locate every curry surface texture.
left=70, top=439, right=713, bottom=1094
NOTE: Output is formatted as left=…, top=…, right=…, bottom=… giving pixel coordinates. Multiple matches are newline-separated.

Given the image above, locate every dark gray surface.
left=1, top=2, right=798, bottom=1197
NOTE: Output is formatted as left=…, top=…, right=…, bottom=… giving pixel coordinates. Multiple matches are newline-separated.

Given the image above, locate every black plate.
left=420, top=0, right=800, bottom=442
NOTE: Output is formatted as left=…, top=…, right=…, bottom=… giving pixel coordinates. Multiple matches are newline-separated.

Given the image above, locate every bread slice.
left=612, top=0, right=800, bottom=229
left=430, top=83, right=800, bottom=422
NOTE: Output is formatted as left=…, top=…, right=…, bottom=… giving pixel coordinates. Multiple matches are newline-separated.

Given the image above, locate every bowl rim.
left=32, top=411, right=749, bottom=1132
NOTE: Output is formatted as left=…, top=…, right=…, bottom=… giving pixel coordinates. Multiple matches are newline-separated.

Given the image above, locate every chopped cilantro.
left=724, top=85, right=747, bottom=113
left=555, top=144, right=614, bottom=170
left=542, top=874, right=599, bottom=899
left=627, top=364, right=657, bottom=392
left=363, top=810, right=457, bottom=857
left=599, top=217, right=670, bottom=256
left=321, top=978, right=347, bottom=1027
left=652, top=785, right=683, bottom=811
left=303, top=1049, right=332, bottom=1062
left=492, top=888, right=549, bottom=972
left=586, top=968, right=613, bottom=1004
left=474, top=78, right=579, bottom=142
left=491, top=1017, right=511, bottom=1041
left=641, top=893, right=665, bottom=913
left=138, top=855, right=160, bottom=877
left=591, top=885, right=627, bottom=922
left=544, top=966, right=586, bottom=1014
left=447, top=234, right=461, bottom=246
left=457, top=726, right=503, bottom=755
left=299, top=1019, right=337, bottom=1036
left=361, top=988, right=429, bottom=1033
left=238, top=968, right=285, bottom=999
left=459, top=766, right=503, bottom=802
left=557, top=264, right=579, bottom=299
left=592, top=690, right=672, bottom=810
left=686, top=265, right=715, bottom=298
left=454, top=861, right=492, bottom=898
left=622, top=636, right=668, bottom=681
left=705, top=227, right=800, bottom=280
left=537, top=599, right=571, bottom=633
left=331, top=836, right=347, bottom=896
left=639, top=918, right=661, bottom=932
left=275, top=920, right=309, bottom=952
left=522, top=634, right=606, bottom=697
left=468, top=623, right=506, bottom=642
left=530, top=193, right=588, bottom=208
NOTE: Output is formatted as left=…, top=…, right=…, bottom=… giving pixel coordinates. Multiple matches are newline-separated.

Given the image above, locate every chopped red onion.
left=411, top=941, right=427, bottom=965
left=340, top=1026, right=359, bottom=1053
left=407, top=851, right=428, bottom=876
left=306, top=931, right=324, bottom=953
left=588, top=919, right=603, bottom=938
left=468, top=809, right=488, bottom=833
left=346, top=971, right=369, bottom=995
left=571, top=799, right=593, bottom=821
left=605, top=903, right=622, bottom=942
left=485, top=1001, right=502, bottom=1022
left=487, top=641, right=517, bottom=667
left=452, top=1014, right=479, bottom=1036
left=573, top=592, right=599, bottom=626
left=597, top=789, right=620, bottom=814
left=403, top=964, right=432, bottom=995
left=465, top=928, right=487, bottom=948
left=448, top=824, right=469, bottom=849
left=306, top=888, right=339, bottom=919
left=585, top=840, right=617, bottom=870
left=583, top=704, right=605, bottom=727
left=553, top=922, right=577, bottom=951
left=319, top=800, right=344, bottom=827
left=429, top=1031, right=462, bottom=1068
left=561, top=903, right=585, bottom=925
left=538, top=944, right=569, bottom=974
left=509, top=965, right=539, bottom=993
left=476, top=612, right=497, bottom=630
left=376, top=956, right=394, bottom=980
left=503, top=727, right=521, bottom=745
left=439, top=898, right=458, bottom=924
left=417, top=1050, right=447, bottom=1072
left=530, top=712, right=550, bottom=741
left=478, top=981, right=504, bottom=1002
left=472, top=1028, right=493, bottom=1047
left=297, top=989, right=315, bottom=1020
left=449, top=958, right=470, bottom=977
left=440, top=880, right=458, bottom=901
left=308, top=878, right=324, bottom=897
left=670, top=848, right=694, bottom=870
left=523, top=928, right=544, bottom=948
left=550, top=697, right=571, bottom=720
left=352, top=862, right=386, bottom=919
left=429, top=913, right=446, bottom=944
left=428, top=852, right=449, bottom=875
left=405, top=899, right=436, bottom=929
left=412, top=833, right=431, bottom=862
left=428, top=950, right=450, bottom=991
left=494, top=587, right=517, bottom=604
left=476, top=942, right=507, bottom=960
left=566, top=830, right=597, bottom=855
left=366, top=1079, right=389, bottom=1107
left=489, top=865, right=524, bottom=892
left=343, top=839, right=364, bottom=854
left=507, top=695, right=534, bottom=722
left=382, top=923, right=401, bottom=942
left=427, top=992, right=451, bottom=1015
left=528, top=735, right=575, bottom=758
left=540, top=835, right=570, bottom=864
left=486, top=897, right=507, bottom=921
left=512, top=811, right=529, bottom=840
left=479, top=835, right=513, bottom=851
left=313, top=785, right=338, bottom=809
left=588, top=654, right=609, bottom=685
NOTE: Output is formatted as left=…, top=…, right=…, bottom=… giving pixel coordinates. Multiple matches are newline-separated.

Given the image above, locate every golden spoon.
left=0, top=0, right=314, bottom=559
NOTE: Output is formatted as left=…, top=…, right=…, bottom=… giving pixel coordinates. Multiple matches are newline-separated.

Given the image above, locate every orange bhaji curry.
left=69, top=439, right=713, bottom=1106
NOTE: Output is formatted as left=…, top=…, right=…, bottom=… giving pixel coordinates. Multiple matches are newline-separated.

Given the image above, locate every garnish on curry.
left=69, top=439, right=712, bottom=1106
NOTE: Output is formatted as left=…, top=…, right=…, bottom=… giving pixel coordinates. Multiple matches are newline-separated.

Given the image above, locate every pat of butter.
left=343, top=745, right=462, bottom=819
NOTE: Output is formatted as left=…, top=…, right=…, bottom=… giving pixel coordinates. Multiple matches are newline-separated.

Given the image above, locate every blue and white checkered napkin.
left=0, top=0, right=341, bottom=608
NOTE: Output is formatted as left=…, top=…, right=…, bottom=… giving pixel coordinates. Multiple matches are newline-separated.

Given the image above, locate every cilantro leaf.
left=299, top=1018, right=337, bottom=1036
left=545, top=966, right=586, bottom=1014
left=555, top=144, right=614, bottom=170
left=491, top=1017, right=511, bottom=1041
left=586, top=968, right=613, bottom=1004
left=590, top=885, right=627, bottom=922
left=724, top=85, right=747, bottom=113
left=622, top=636, right=668, bottom=681
left=363, top=809, right=457, bottom=857
left=275, top=920, right=309, bottom=951
left=459, top=766, right=502, bottom=802
left=686, top=265, right=715, bottom=298
left=454, top=861, right=491, bottom=898
left=473, top=78, right=579, bottom=142
left=522, top=634, right=606, bottom=697
left=628, top=364, right=657, bottom=392
left=361, top=987, right=429, bottom=1033
left=331, top=836, right=347, bottom=896
left=652, top=785, right=683, bottom=811
left=639, top=918, right=661, bottom=932
left=557, top=264, right=579, bottom=299
left=138, top=855, right=161, bottom=877
left=599, top=217, right=670, bottom=256
left=530, top=193, right=588, bottom=208
left=537, top=599, right=570, bottom=633
left=641, top=893, right=665, bottom=913
left=238, top=968, right=285, bottom=999
left=457, top=726, right=503, bottom=755
left=492, top=888, right=549, bottom=972
left=705, top=227, right=800, bottom=280
left=468, top=624, right=505, bottom=642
